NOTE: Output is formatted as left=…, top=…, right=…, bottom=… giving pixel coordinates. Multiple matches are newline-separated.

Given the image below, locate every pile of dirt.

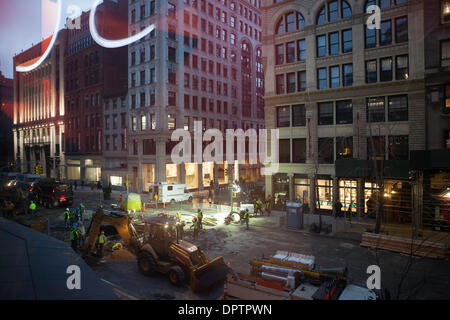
left=103, top=249, right=136, bottom=262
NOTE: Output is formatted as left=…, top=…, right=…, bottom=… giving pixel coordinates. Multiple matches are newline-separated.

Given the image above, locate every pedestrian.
left=29, top=201, right=37, bottom=218
left=79, top=202, right=85, bottom=216
left=70, top=225, right=80, bottom=252
left=77, top=221, right=86, bottom=247
left=81, top=180, right=85, bottom=189
left=63, top=208, right=70, bottom=229
left=74, top=180, right=77, bottom=190
left=96, top=231, right=107, bottom=257
left=176, top=211, right=182, bottom=222
left=192, top=217, right=199, bottom=240
left=334, top=201, right=343, bottom=218
left=196, top=208, right=203, bottom=229
left=243, top=208, right=250, bottom=230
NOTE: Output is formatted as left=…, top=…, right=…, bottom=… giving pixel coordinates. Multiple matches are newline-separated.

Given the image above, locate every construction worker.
left=255, top=199, right=263, bottom=216
left=192, top=217, right=199, bottom=240
left=77, top=221, right=86, bottom=247
left=70, top=225, right=80, bottom=252
left=176, top=211, right=182, bottom=222
left=80, top=203, right=86, bottom=215
left=197, top=208, right=203, bottom=229
left=118, top=194, right=122, bottom=204
left=29, top=201, right=37, bottom=218
left=69, top=208, right=75, bottom=226
left=63, top=208, right=70, bottom=228
left=97, top=231, right=107, bottom=257
left=243, top=208, right=250, bottom=230
left=75, top=206, right=82, bottom=222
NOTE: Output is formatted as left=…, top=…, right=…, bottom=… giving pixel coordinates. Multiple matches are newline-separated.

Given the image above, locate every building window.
left=318, top=102, right=334, bottom=125
left=367, top=136, right=386, bottom=160
left=365, top=26, right=376, bottom=48
left=132, top=116, right=137, bottom=132
left=317, top=35, right=326, bottom=57
left=293, top=139, right=307, bottom=163
left=279, top=139, right=291, bottom=163
left=342, top=29, right=352, bottom=53
left=277, top=106, right=290, bottom=127
left=441, top=40, right=450, bottom=66
left=141, top=115, right=147, bottom=131
left=317, top=1, right=352, bottom=25
left=336, top=137, right=353, bottom=160
left=329, top=32, right=339, bottom=55
left=442, top=0, right=450, bottom=23
left=330, top=66, right=340, bottom=88
left=168, top=46, right=176, bottom=62
left=286, top=42, right=295, bottom=63
left=168, top=91, right=176, bottom=106
left=168, top=114, right=176, bottom=130
left=184, top=94, right=190, bottom=109
left=275, top=44, right=284, bottom=65
left=297, top=39, right=306, bottom=61
left=287, top=73, right=296, bottom=93
left=388, top=95, right=408, bottom=121
left=297, top=71, right=306, bottom=91
left=380, top=57, right=393, bottom=82
left=389, top=135, right=409, bottom=160
left=367, top=97, right=385, bottom=123
left=318, top=138, right=334, bottom=163
left=395, top=16, right=408, bottom=43
left=366, top=60, right=377, bottom=83
left=343, top=64, right=353, bottom=87
left=276, top=74, right=285, bottom=94
left=379, top=20, right=392, bottom=45
left=396, top=55, right=408, bottom=80
left=336, top=100, right=353, bottom=124
left=317, top=68, right=327, bottom=90
left=292, top=104, right=306, bottom=127
left=275, top=11, right=305, bottom=34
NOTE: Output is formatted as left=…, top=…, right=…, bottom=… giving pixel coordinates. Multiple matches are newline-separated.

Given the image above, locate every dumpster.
left=286, top=202, right=303, bottom=229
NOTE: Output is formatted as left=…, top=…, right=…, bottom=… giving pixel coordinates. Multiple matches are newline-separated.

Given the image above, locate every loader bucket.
left=191, top=256, right=229, bottom=292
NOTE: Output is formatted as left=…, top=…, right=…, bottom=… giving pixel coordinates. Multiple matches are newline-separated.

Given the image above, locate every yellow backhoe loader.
left=81, top=209, right=229, bottom=292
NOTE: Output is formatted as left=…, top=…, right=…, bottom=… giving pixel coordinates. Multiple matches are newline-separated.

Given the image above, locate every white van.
left=149, top=182, right=193, bottom=204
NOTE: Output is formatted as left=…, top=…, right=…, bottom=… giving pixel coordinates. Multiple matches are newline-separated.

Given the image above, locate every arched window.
left=316, top=0, right=352, bottom=25
left=275, top=11, right=306, bottom=34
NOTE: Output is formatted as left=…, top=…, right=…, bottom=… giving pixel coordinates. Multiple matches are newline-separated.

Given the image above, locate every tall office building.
left=261, top=0, right=427, bottom=221
left=121, top=0, right=265, bottom=192
left=0, top=70, right=14, bottom=167
left=64, top=0, right=128, bottom=183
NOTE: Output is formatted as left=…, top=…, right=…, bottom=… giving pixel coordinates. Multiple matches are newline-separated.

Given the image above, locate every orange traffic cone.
left=142, top=203, right=146, bottom=212
left=163, top=202, right=166, bottom=209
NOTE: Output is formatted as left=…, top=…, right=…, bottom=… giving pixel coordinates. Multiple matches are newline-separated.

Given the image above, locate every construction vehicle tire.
left=168, top=266, right=185, bottom=286
left=137, top=251, right=157, bottom=276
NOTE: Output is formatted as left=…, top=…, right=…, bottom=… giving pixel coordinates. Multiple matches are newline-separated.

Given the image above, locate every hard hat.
left=246, top=208, right=249, bottom=211
left=66, top=208, right=69, bottom=211
left=194, top=216, right=198, bottom=220
left=73, top=223, right=78, bottom=228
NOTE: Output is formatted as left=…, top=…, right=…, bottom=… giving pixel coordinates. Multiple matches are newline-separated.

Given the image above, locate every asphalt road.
left=13, top=188, right=450, bottom=300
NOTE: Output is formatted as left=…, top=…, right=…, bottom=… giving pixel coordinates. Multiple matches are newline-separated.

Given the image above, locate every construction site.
left=1, top=184, right=449, bottom=301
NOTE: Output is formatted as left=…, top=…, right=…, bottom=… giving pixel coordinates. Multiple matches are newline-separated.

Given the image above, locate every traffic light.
left=35, top=164, right=43, bottom=175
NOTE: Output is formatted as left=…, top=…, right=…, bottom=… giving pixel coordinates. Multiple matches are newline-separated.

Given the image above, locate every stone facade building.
left=13, top=31, right=68, bottom=179
left=122, top=0, right=265, bottom=192
left=262, top=0, right=427, bottom=219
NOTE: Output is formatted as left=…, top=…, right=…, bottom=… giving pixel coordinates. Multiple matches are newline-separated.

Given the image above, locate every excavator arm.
left=82, top=208, right=141, bottom=256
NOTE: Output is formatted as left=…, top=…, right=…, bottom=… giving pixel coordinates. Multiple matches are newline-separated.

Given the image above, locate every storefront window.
left=364, top=182, right=380, bottom=214
left=294, top=177, right=310, bottom=205
left=316, top=178, right=333, bottom=211
left=185, top=163, right=198, bottom=189
left=166, top=164, right=179, bottom=184
left=339, top=180, right=357, bottom=212
left=142, top=164, right=155, bottom=191
left=202, top=162, right=214, bottom=186
left=273, top=174, right=289, bottom=203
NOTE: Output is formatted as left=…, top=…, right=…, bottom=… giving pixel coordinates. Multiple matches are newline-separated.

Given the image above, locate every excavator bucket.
left=191, top=256, right=230, bottom=292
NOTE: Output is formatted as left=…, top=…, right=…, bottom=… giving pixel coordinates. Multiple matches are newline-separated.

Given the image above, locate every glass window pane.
left=328, top=1, right=339, bottom=22
left=317, top=7, right=326, bottom=25
left=343, top=63, right=353, bottom=87
left=330, top=66, right=340, bottom=88
left=318, top=102, right=334, bottom=125
left=286, top=12, right=295, bottom=32
left=380, top=57, right=393, bottom=82
left=277, top=106, right=290, bottom=127
left=292, top=104, right=306, bottom=126
left=317, top=68, right=327, bottom=89
left=380, top=21, right=392, bottom=45
left=388, top=95, right=408, bottom=121
left=342, top=1, right=352, bottom=18
left=329, top=32, right=339, bottom=55
left=342, top=29, right=352, bottom=53
left=367, top=97, right=385, bottom=122
left=365, top=27, right=376, bottom=48
left=317, top=35, right=326, bottom=57
left=395, top=16, right=408, bottom=43
left=336, top=100, right=353, bottom=124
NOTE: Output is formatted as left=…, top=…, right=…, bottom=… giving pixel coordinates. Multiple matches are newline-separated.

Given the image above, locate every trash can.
left=286, top=202, right=303, bottom=229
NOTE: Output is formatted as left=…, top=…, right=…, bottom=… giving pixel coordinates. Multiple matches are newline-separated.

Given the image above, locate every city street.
left=15, top=188, right=450, bottom=300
